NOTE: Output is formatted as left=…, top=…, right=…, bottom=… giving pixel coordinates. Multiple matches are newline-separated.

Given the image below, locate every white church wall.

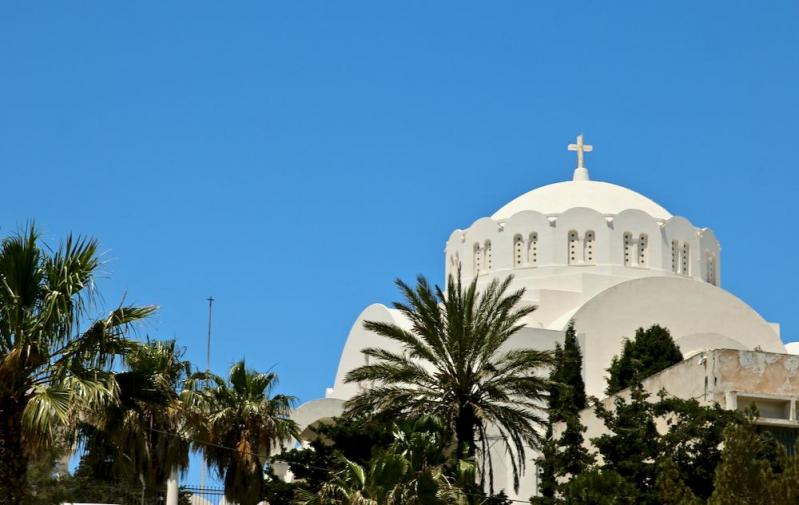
left=699, top=228, right=721, bottom=286
left=328, top=304, right=410, bottom=400
left=571, top=276, right=785, bottom=397
left=447, top=206, right=720, bottom=291
left=554, top=208, right=609, bottom=266
left=662, top=216, right=701, bottom=279
left=291, top=398, right=346, bottom=440
left=612, top=209, right=664, bottom=270
left=500, top=210, right=553, bottom=269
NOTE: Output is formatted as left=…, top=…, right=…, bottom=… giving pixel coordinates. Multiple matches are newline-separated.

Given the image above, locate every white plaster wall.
left=292, top=398, right=345, bottom=435
left=571, top=276, right=785, bottom=397
left=446, top=208, right=718, bottom=291
left=328, top=304, right=410, bottom=400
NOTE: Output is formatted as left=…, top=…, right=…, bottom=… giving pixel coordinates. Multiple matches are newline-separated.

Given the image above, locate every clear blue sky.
left=2, top=1, right=798, bottom=486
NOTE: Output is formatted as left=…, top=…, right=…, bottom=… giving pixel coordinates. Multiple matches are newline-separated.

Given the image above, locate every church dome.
left=492, top=174, right=672, bottom=220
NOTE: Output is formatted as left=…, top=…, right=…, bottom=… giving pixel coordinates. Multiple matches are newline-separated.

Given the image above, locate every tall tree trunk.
left=455, top=403, right=477, bottom=459
left=0, top=399, right=28, bottom=505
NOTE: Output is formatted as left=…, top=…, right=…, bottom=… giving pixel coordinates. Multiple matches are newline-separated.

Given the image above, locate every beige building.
left=574, top=348, right=799, bottom=461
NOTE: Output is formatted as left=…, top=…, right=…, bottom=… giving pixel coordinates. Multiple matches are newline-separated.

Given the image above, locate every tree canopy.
left=606, top=325, right=683, bottom=395
left=344, top=272, right=552, bottom=492
left=0, top=225, right=155, bottom=505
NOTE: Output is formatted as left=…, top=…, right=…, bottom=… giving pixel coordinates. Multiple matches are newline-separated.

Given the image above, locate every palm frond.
left=345, top=271, right=551, bottom=492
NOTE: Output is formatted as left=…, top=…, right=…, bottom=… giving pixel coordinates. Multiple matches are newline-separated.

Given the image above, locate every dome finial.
left=568, top=133, right=593, bottom=181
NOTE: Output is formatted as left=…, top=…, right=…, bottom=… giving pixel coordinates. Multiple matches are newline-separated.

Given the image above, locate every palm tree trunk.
left=455, top=403, right=477, bottom=459
left=0, top=399, right=28, bottom=505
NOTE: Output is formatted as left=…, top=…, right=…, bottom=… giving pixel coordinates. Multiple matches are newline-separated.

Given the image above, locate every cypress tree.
left=533, top=321, right=592, bottom=502
left=656, top=457, right=702, bottom=505
left=606, top=325, right=683, bottom=395
left=534, top=343, right=563, bottom=502
left=707, top=423, right=777, bottom=505
left=554, top=322, right=591, bottom=476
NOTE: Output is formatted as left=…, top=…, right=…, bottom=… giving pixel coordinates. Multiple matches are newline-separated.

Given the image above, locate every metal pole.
left=206, top=296, right=214, bottom=373
left=200, top=296, right=214, bottom=492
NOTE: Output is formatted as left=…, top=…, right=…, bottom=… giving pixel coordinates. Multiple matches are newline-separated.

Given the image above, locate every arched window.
left=473, top=243, right=482, bottom=275
left=623, top=232, right=633, bottom=266
left=671, top=240, right=679, bottom=273
left=513, top=235, right=524, bottom=268
left=528, top=232, right=538, bottom=266
left=681, top=242, right=690, bottom=275
left=484, top=240, right=493, bottom=271
left=568, top=231, right=579, bottom=265
left=707, top=253, right=717, bottom=285
left=584, top=231, right=595, bottom=264
left=638, top=234, right=648, bottom=267
left=449, top=253, right=460, bottom=272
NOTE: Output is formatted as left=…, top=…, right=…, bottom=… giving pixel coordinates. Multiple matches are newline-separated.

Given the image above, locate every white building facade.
left=293, top=137, right=793, bottom=500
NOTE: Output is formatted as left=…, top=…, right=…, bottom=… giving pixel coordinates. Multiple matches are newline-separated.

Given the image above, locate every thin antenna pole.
left=200, top=296, right=215, bottom=493
left=206, top=296, right=215, bottom=373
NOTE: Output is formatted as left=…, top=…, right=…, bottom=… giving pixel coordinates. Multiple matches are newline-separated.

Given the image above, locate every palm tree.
left=185, top=359, right=299, bottom=505
left=79, top=339, right=193, bottom=498
left=344, top=272, right=552, bottom=491
left=0, top=225, right=155, bottom=505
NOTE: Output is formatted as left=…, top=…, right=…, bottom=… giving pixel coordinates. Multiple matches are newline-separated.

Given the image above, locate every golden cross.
left=568, top=134, right=593, bottom=169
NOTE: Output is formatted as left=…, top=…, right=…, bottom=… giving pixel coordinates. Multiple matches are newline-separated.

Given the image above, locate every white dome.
left=785, top=342, right=799, bottom=355
left=492, top=176, right=672, bottom=220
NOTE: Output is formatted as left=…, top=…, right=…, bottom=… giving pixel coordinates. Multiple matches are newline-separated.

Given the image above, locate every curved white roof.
left=492, top=177, right=672, bottom=220
left=785, top=342, right=799, bottom=355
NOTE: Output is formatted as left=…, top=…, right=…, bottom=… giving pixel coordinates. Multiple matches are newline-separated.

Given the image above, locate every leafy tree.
left=555, top=384, right=744, bottom=505
left=344, top=272, right=551, bottom=492
left=78, top=339, right=193, bottom=496
left=561, top=469, right=638, bottom=505
left=592, top=381, right=660, bottom=505
left=770, top=439, right=799, bottom=503
left=265, top=415, right=403, bottom=502
left=0, top=226, right=155, bottom=505
left=184, top=359, right=299, bottom=505
left=20, top=441, right=72, bottom=505
left=534, top=321, right=592, bottom=502
left=606, top=325, right=683, bottom=395
left=295, top=417, right=468, bottom=505
left=532, top=428, right=558, bottom=504
left=552, top=322, right=591, bottom=477
left=707, top=422, right=780, bottom=505
left=656, top=457, right=702, bottom=505
left=654, top=396, right=743, bottom=500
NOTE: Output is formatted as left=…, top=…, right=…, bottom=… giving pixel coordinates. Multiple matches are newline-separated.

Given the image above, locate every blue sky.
left=2, top=0, right=798, bottom=485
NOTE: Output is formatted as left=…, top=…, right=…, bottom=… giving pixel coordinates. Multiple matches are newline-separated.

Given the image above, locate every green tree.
left=78, top=339, right=193, bottom=497
left=533, top=321, right=592, bottom=503
left=656, top=457, right=702, bottom=505
left=532, top=428, right=558, bottom=504
left=606, top=325, right=683, bottom=395
left=592, top=381, right=661, bottom=505
left=557, top=385, right=743, bottom=505
left=707, top=422, right=779, bottom=505
left=265, top=414, right=396, bottom=502
left=295, top=417, right=468, bottom=505
left=552, top=322, right=591, bottom=477
left=654, top=396, right=743, bottom=500
left=561, top=469, right=638, bottom=505
left=185, top=359, right=299, bottom=505
left=344, top=272, right=551, bottom=492
left=0, top=226, right=155, bottom=505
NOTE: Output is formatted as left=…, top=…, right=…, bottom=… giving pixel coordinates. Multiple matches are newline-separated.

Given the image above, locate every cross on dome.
left=568, top=133, right=593, bottom=181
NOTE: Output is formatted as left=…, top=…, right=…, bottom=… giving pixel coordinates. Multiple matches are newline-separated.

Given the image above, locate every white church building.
left=291, top=136, right=799, bottom=500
